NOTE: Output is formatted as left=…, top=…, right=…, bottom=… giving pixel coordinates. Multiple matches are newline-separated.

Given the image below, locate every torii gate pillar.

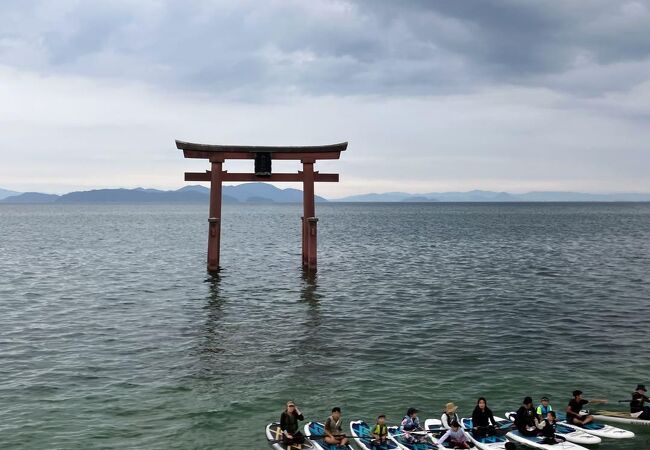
left=302, top=160, right=317, bottom=270
left=207, top=159, right=223, bottom=271
left=177, top=140, right=347, bottom=273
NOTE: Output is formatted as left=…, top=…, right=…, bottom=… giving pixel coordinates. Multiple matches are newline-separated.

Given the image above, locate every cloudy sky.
left=1, top=0, right=649, bottom=196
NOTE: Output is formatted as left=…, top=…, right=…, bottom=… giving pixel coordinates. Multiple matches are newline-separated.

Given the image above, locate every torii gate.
left=176, top=140, right=347, bottom=273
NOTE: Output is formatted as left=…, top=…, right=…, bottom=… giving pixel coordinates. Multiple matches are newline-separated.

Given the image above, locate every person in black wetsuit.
left=280, top=401, right=306, bottom=445
left=539, top=411, right=564, bottom=445
left=631, top=384, right=650, bottom=420
left=565, top=390, right=607, bottom=426
left=514, top=397, right=539, bottom=436
left=472, top=397, right=497, bottom=437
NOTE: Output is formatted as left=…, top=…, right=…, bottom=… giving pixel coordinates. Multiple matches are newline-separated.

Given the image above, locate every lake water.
left=1, top=202, right=649, bottom=450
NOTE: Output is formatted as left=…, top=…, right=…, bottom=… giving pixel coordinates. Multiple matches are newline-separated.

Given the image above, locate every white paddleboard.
left=387, top=425, right=438, bottom=450
left=349, top=420, right=399, bottom=450
left=304, top=421, right=354, bottom=450
left=503, top=411, right=600, bottom=445
left=592, top=410, right=650, bottom=426
left=557, top=412, right=634, bottom=439
left=460, top=417, right=511, bottom=450
left=424, top=418, right=471, bottom=449
left=505, top=430, right=588, bottom=450
left=266, top=422, right=315, bottom=450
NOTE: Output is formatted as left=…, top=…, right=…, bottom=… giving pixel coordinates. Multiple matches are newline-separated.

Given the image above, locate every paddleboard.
left=266, top=422, right=315, bottom=450
left=505, top=430, right=588, bottom=450
left=424, top=418, right=473, bottom=449
left=503, top=411, right=600, bottom=445
left=460, top=417, right=511, bottom=450
left=349, top=420, right=399, bottom=450
left=387, top=425, right=437, bottom=450
left=556, top=412, right=634, bottom=439
left=304, top=421, right=354, bottom=450
left=591, top=410, right=650, bottom=426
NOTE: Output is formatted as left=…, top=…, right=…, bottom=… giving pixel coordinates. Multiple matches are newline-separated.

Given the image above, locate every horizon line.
left=2, top=184, right=650, bottom=199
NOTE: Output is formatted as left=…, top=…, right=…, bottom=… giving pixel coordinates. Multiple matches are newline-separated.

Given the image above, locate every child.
left=324, top=407, right=349, bottom=447
left=401, top=407, right=425, bottom=443
left=539, top=411, right=565, bottom=445
left=436, top=420, right=470, bottom=449
left=536, top=396, right=553, bottom=420
left=371, top=415, right=389, bottom=449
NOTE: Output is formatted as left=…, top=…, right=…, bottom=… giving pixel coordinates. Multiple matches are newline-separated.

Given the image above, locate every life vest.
left=541, top=420, right=556, bottom=438
left=402, top=416, right=418, bottom=431
left=443, top=412, right=459, bottom=427
left=373, top=423, right=388, bottom=437
left=536, top=404, right=553, bottom=417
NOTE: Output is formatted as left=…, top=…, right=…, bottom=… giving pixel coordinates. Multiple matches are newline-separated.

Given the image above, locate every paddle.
left=467, top=423, right=513, bottom=438
left=269, top=433, right=348, bottom=443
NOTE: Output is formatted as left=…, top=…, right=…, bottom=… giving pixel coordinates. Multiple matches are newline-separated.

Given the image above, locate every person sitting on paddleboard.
left=538, top=411, right=564, bottom=445
left=515, top=396, right=539, bottom=436
left=280, top=401, right=306, bottom=445
left=630, top=384, right=650, bottom=420
left=371, top=414, right=389, bottom=448
left=536, top=396, right=553, bottom=420
left=324, top=407, right=349, bottom=447
left=437, top=420, right=470, bottom=449
left=441, top=402, right=460, bottom=429
left=401, top=407, right=425, bottom=443
left=471, top=397, right=497, bottom=437
left=566, top=390, right=607, bottom=426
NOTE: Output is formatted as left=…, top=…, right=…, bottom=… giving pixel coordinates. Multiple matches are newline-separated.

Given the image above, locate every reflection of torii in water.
left=176, top=140, right=347, bottom=273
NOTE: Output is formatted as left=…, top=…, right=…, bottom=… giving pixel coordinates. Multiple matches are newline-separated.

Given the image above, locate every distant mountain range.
left=0, top=187, right=21, bottom=200
left=0, top=184, right=327, bottom=204
left=336, top=190, right=650, bottom=202
left=1, top=185, right=649, bottom=203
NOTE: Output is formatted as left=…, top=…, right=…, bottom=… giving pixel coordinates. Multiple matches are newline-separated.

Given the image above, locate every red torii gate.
left=176, top=140, right=347, bottom=272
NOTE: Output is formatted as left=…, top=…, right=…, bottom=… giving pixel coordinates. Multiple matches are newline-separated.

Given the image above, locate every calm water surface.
left=1, top=203, right=649, bottom=449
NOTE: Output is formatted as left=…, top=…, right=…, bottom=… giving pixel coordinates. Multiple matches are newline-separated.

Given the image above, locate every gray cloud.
left=2, top=0, right=649, bottom=98
left=1, top=1, right=649, bottom=195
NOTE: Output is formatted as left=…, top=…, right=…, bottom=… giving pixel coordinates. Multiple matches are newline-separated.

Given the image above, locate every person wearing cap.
left=371, top=414, right=389, bottom=448
left=280, top=401, right=306, bottom=445
left=441, top=402, right=461, bottom=429
left=324, top=407, right=349, bottom=447
left=514, top=397, right=539, bottom=436
left=630, top=384, right=650, bottom=419
left=566, top=390, right=607, bottom=426
left=400, top=407, right=425, bottom=443
left=436, top=420, right=470, bottom=449
left=536, top=396, right=553, bottom=420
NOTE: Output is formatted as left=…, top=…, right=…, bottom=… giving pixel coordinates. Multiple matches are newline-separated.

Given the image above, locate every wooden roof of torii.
left=176, top=140, right=348, bottom=160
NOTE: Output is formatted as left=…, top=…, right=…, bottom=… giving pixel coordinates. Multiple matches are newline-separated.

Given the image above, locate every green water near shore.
left=1, top=203, right=649, bottom=449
